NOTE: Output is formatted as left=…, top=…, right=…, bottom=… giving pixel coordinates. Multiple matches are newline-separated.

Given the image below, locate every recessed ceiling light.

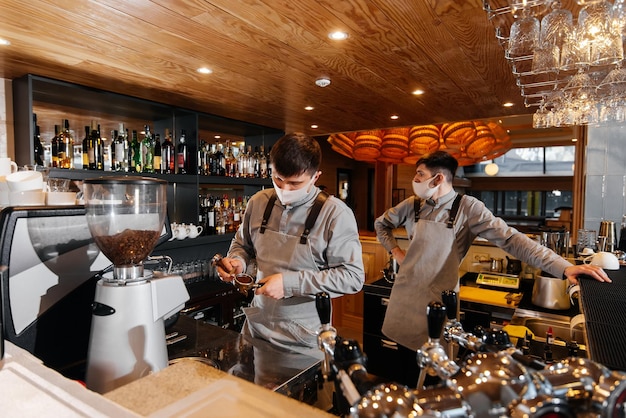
left=390, top=115, right=399, bottom=120
left=412, top=89, right=424, bottom=96
left=315, top=77, right=331, bottom=88
left=214, top=135, right=221, bottom=139
left=572, top=138, right=578, bottom=142
left=503, top=102, right=514, bottom=107
left=328, top=31, right=349, bottom=41
left=197, top=67, right=213, bottom=74
left=305, top=105, right=314, bottom=111
left=0, top=38, right=10, bottom=46
left=311, top=124, right=319, bottom=129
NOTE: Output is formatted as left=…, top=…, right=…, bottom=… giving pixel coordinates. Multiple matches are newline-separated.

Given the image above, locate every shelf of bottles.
left=33, top=115, right=273, bottom=183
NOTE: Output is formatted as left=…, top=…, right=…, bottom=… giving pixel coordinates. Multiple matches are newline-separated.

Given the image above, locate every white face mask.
left=272, top=176, right=316, bottom=205
left=412, top=176, right=439, bottom=200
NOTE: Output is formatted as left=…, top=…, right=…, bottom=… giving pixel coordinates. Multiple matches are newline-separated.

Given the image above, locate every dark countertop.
left=579, top=266, right=626, bottom=372
left=166, top=314, right=321, bottom=399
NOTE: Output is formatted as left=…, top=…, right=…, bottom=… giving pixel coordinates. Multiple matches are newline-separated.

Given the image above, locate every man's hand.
left=390, top=247, right=406, bottom=265
left=255, top=273, right=284, bottom=299
left=215, top=257, right=243, bottom=283
left=564, top=264, right=612, bottom=285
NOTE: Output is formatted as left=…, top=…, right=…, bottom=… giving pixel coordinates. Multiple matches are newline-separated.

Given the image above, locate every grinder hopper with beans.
left=83, top=177, right=189, bottom=394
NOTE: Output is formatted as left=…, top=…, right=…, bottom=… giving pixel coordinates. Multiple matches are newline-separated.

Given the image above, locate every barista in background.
left=374, top=150, right=611, bottom=387
left=215, top=132, right=365, bottom=358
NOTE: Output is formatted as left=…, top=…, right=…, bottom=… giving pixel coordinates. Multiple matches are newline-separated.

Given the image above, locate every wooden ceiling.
left=0, top=1, right=543, bottom=136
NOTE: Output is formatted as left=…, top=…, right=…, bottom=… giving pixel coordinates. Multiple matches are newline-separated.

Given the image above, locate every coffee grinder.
left=84, top=177, right=189, bottom=394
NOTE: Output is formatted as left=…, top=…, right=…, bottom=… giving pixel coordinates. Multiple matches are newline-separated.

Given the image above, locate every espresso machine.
left=84, top=177, right=189, bottom=394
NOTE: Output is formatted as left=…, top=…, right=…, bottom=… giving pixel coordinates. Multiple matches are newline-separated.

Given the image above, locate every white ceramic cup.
left=6, top=170, right=44, bottom=192
left=0, top=158, right=18, bottom=176
left=46, top=191, right=77, bottom=205
left=187, top=224, right=204, bottom=238
left=584, top=251, right=620, bottom=270
left=9, top=190, right=46, bottom=206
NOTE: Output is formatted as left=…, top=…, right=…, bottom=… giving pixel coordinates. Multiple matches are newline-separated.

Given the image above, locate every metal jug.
left=490, top=258, right=504, bottom=273
left=599, top=220, right=616, bottom=252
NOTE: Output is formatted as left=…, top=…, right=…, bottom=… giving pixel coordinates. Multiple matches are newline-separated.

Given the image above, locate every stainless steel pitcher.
left=599, top=221, right=616, bottom=252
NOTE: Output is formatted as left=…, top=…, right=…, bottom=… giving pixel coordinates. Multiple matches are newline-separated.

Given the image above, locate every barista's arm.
left=374, top=197, right=415, bottom=256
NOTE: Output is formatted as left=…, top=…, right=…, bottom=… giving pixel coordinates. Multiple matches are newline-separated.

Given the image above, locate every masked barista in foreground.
left=215, top=132, right=365, bottom=358
left=374, top=150, right=611, bottom=386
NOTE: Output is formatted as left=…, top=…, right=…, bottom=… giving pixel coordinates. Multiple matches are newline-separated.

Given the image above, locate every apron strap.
left=413, top=196, right=421, bottom=223
left=446, top=194, right=463, bottom=229
left=260, top=192, right=277, bottom=234
left=300, top=191, right=329, bottom=244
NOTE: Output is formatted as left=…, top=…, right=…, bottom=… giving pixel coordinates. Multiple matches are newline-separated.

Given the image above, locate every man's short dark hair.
left=415, top=151, right=458, bottom=182
left=270, top=132, right=321, bottom=177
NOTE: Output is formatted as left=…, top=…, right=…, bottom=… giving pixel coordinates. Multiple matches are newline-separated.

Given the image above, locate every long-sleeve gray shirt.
left=374, top=190, right=572, bottom=278
left=228, top=187, right=365, bottom=297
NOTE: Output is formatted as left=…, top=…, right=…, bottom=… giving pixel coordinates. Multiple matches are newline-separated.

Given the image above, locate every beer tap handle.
left=441, top=290, right=457, bottom=320
left=427, top=301, right=447, bottom=340
left=316, top=292, right=332, bottom=326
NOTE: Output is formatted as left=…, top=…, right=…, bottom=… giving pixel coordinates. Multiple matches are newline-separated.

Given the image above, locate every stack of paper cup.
left=0, top=158, right=19, bottom=206
left=6, top=168, right=45, bottom=206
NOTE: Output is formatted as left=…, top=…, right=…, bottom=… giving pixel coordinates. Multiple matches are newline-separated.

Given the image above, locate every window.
left=464, top=145, right=575, bottom=177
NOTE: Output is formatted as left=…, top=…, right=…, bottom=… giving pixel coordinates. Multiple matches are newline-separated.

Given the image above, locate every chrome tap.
left=416, top=301, right=460, bottom=389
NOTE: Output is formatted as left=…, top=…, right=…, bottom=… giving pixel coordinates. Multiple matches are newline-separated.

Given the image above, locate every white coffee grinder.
left=84, top=177, right=189, bottom=394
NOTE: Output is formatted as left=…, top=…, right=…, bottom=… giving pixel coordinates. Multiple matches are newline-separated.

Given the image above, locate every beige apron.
left=382, top=195, right=462, bottom=351
left=242, top=194, right=326, bottom=359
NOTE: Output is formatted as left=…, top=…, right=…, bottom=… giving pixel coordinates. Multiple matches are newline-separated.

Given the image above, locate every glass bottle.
left=58, top=119, right=74, bottom=169
left=214, top=198, right=224, bottom=234
left=131, top=130, right=142, bottom=173
left=142, top=125, right=154, bottom=173
left=205, top=195, right=216, bottom=235
left=197, top=140, right=206, bottom=175
left=153, top=133, right=162, bottom=174
left=33, top=120, right=44, bottom=166
left=207, top=143, right=217, bottom=176
left=103, top=129, right=114, bottom=171
left=88, top=121, right=104, bottom=170
left=214, top=142, right=225, bottom=176
left=82, top=126, right=90, bottom=169
left=51, top=124, right=61, bottom=168
left=176, top=129, right=189, bottom=174
left=161, top=128, right=175, bottom=174
left=114, top=124, right=129, bottom=172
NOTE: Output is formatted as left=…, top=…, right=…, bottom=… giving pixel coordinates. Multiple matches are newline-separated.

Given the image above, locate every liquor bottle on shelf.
left=113, top=124, right=129, bottom=172
left=253, top=146, right=261, bottom=178
left=82, top=126, right=90, bottom=170
left=142, top=125, right=154, bottom=173
left=236, top=144, right=246, bottom=178
left=214, top=198, right=225, bottom=234
left=176, top=129, right=189, bottom=174
left=265, top=146, right=271, bottom=178
left=130, top=130, right=142, bottom=173
left=51, top=124, right=61, bottom=168
left=214, top=142, right=225, bottom=176
left=206, top=143, right=217, bottom=176
left=103, top=130, right=114, bottom=171
left=153, top=133, right=162, bottom=174
left=58, top=119, right=74, bottom=169
left=88, top=121, right=104, bottom=170
left=231, top=197, right=241, bottom=231
left=197, top=140, right=207, bottom=175
left=161, top=128, right=175, bottom=174
left=205, top=195, right=216, bottom=235
left=32, top=115, right=44, bottom=166
left=260, top=145, right=269, bottom=178
left=246, top=146, right=256, bottom=178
